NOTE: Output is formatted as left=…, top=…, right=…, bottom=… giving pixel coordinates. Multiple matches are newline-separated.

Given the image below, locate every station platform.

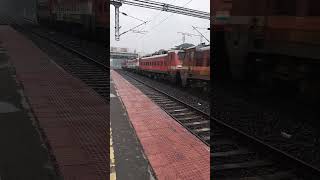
left=110, top=80, right=154, bottom=180
left=0, top=25, right=108, bottom=179
left=111, top=70, right=210, bottom=180
left=0, top=28, right=56, bottom=180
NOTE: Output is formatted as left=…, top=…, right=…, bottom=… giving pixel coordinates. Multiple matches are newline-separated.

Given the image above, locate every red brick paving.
left=111, top=70, right=210, bottom=180
left=0, top=26, right=108, bottom=179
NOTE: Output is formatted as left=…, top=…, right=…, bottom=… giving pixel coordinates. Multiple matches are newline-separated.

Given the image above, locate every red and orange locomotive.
left=124, top=44, right=210, bottom=87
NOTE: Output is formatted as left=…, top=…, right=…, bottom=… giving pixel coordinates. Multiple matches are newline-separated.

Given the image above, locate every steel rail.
left=119, top=71, right=210, bottom=146
left=122, top=70, right=320, bottom=179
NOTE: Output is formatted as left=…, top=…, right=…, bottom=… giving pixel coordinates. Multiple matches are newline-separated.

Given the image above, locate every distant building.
left=110, top=46, right=129, bottom=53
left=110, top=46, right=138, bottom=69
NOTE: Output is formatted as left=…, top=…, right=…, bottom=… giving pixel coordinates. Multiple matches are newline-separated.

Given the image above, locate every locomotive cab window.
left=178, top=52, right=186, bottom=61
left=195, top=51, right=203, bottom=66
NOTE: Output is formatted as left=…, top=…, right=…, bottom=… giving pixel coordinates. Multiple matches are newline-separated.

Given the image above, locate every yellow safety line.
left=110, top=127, right=117, bottom=180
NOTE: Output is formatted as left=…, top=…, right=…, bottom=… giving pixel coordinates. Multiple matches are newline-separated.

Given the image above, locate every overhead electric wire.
left=192, top=25, right=209, bottom=42
left=119, top=21, right=149, bottom=36
left=120, top=11, right=146, bottom=23
left=148, top=0, right=177, bottom=23
left=137, top=0, right=194, bottom=40
left=193, top=26, right=210, bottom=30
left=130, top=0, right=207, bottom=15
left=116, top=0, right=209, bottom=19
left=110, top=0, right=209, bottom=41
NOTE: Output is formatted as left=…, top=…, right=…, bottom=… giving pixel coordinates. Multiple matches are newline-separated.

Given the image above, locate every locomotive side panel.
left=183, top=47, right=210, bottom=82
left=140, top=54, right=169, bottom=73
left=95, top=0, right=108, bottom=28
left=51, top=0, right=93, bottom=24
left=226, top=0, right=320, bottom=98
left=37, top=0, right=107, bottom=40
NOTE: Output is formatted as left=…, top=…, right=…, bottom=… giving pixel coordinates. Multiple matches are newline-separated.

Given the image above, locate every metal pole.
left=115, top=5, right=120, bottom=41
left=111, top=1, right=122, bottom=41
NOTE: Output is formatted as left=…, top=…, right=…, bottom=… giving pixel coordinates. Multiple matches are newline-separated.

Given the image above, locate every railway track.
left=117, top=70, right=210, bottom=146
left=213, top=122, right=298, bottom=179
left=4, top=15, right=320, bottom=179
left=119, top=70, right=320, bottom=179
left=2, top=17, right=108, bottom=102
left=11, top=22, right=109, bottom=101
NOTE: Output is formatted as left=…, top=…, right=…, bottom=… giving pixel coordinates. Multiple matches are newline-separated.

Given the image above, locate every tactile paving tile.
left=0, top=26, right=109, bottom=179
left=111, top=70, right=210, bottom=180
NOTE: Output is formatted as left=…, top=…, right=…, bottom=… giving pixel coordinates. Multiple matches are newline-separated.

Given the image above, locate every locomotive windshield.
left=178, top=51, right=186, bottom=61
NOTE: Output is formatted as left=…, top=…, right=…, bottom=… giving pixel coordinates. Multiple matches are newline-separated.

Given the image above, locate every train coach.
left=124, top=44, right=210, bottom=87
left=123, top=58, right=139, bottom=72
left=214, top=0, right=320, bottom=99
left=37, top=0, right=108, bottom=41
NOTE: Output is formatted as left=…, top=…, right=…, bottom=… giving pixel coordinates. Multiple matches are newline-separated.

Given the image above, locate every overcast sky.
left=110, top=0, right=210, bottom=55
